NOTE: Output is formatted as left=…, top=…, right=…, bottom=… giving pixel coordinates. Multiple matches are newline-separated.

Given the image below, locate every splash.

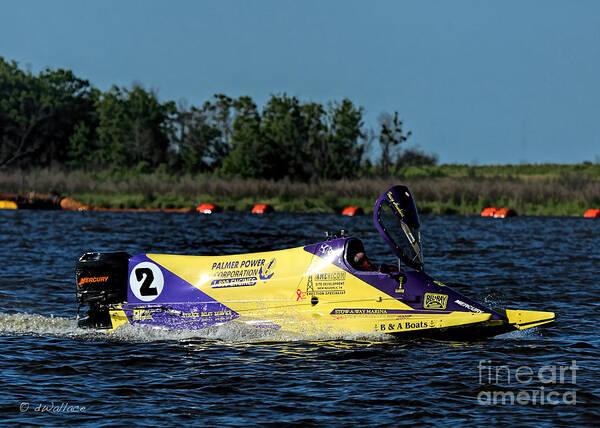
left=482, top=292, right=506, bottom=309
left=0, top=312, right=390, bottom=344
left=495, top=327, right=541, bottom=340
left=0, top=311, right=545, bottom=344
left=0, top=312, right=81, bottom=337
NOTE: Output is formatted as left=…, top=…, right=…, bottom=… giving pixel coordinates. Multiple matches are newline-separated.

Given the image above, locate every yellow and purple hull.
left=76, top=238, right=554, bottom=339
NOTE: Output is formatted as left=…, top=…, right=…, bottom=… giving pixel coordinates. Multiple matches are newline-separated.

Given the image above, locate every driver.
left=353, top=251, right=376, bottom=271
left=354, top=251, right=399, bottom=273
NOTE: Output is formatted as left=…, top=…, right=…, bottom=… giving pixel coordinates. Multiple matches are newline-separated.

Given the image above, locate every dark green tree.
left=0, top=58, right=96, bottom=168
left=325, top=98, right=366, bottom=179
left=221, top=96, right=267, bottom=178
left=67, top=119, right=97, bottom=167
left=221, top=96, right=367, bottom=180
left=378, top=111, right=411, bottom=176
left=94, top=86, right=129, bottom=166
left=127, top=84, right=176, bottom=167
left=395, top=147, right=438, bottom=167
left=260, top=93, right=309, bottom=180
left=1, top=56, right=427, bottom=178
left=202, top=94, right=234, bottom=167
left=302, top=102, right=328, bottom=179
left=95, top=84, right=176, bottom=168
left=174, top=104, right=221, bottom=173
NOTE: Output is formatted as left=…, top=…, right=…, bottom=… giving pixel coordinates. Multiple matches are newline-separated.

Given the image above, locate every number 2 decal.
left=136, top=268, right=157, bottom=296
left=129, top=262, right=164, bottom=302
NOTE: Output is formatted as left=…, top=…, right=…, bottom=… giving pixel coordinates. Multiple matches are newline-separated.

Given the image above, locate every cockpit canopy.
left=373, top=185, right=424, bottom=271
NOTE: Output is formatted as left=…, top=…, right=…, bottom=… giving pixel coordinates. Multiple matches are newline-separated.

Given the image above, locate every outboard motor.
left=75, top=252, right=130, bottom=329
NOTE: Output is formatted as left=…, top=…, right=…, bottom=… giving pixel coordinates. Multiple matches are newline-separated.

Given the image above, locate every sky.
left=1, top=0, right=599, bottom=164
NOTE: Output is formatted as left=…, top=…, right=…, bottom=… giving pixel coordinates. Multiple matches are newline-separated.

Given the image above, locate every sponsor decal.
left=317, top=242, right=343, bottom=264
left=132, top=309, right=233, bottom=321
left=78, top=276, right=109, bottom=286
left=199, top=310, right=233, bottom=318
left=376, top=320, right=429, bottom=332
left=330, top=308, right=412, bottom=319
left=132, top=309, right=152, bottom=320
left=387, top=190, right=405, bottom=218
left=433, top=280, right=447, bottom=287
left=334, top=308, right=388, bottom=315
left=454, top=299, right=484, bottom=313
left=316, top=272, right=346, bottom=281
left=125, top=302, right=238, bottom=328
left=423, top=292, right=448, bottom=310
left=305, top=271, right=346, bottom=296
left=319, top=243, right=333, bottom=256
left=129, top=262, right=164, bottom=302
left=211, top=277, right=257, bottom=288
left=181, top=312, right=200, bottom=318
left=259, top=258, right=276, bottom=281
left=296, top=289, right=306, bottom=301
left=210, top=257, right=275, bottom=288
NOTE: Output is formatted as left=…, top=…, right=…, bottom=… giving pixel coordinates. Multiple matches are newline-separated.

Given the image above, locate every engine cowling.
left=75, top=252, right=130, bottom=328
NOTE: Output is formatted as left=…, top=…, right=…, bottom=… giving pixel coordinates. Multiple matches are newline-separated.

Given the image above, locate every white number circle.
left=129, top=262, right=164, bottom=302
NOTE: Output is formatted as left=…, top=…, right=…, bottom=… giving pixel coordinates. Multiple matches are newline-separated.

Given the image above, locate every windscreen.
left=374, top=186, right=424, bottom=270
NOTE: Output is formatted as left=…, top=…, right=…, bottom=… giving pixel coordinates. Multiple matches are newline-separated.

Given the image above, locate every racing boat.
left=75, top=185, right=555, bottom=338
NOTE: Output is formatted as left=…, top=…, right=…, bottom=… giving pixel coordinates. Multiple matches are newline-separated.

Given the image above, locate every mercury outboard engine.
left=75, top=252, right=130, bottom=329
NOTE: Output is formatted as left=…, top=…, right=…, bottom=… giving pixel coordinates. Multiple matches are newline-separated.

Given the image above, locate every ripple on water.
left=0, top=211, right=598, bottom=425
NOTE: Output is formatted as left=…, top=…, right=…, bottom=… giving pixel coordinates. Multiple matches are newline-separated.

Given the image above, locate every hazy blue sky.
left=1, top=0, right=599, bottom=164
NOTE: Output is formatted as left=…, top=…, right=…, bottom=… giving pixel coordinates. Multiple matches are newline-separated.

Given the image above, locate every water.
left=0, top=210, right=598, bottom=426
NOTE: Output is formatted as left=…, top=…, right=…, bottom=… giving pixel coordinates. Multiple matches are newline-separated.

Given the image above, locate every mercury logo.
left=78, top=276, right=109, bottom=286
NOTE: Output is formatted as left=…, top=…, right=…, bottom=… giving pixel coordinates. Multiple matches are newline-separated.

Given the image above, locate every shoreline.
left=1, top=165, right=598, bottom=216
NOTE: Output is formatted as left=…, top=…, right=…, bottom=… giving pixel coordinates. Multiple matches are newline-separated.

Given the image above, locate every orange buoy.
left=251, top=204, right=274, bottom=214
left=493, top=208, right=517, bottom=218
left=584, top=209, right=600, bottom=218
left=481, top=207, right=497, bottom=217
left=60, top=197, right=91, bottom=211
left=196, top=203, right=221, bottom=214
left=342, top=206, right=364, bottom=216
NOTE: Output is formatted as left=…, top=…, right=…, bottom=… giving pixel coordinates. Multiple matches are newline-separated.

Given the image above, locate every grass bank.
left=1, top=164, right=599, bottom=216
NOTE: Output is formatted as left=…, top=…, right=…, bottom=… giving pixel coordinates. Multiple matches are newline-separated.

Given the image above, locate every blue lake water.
left=0, top=210, right=598, bottom=426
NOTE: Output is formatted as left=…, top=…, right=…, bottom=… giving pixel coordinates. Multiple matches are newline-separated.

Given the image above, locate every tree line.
left=0, top=57, right=436, bottom=180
